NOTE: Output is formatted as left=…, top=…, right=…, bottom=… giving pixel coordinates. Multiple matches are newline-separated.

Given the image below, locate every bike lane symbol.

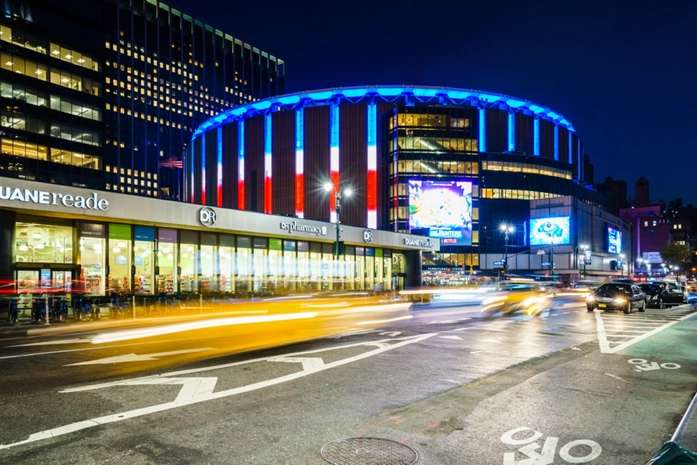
left=628, top=358, right=681, bottom=372
left=501, top=427, right=602, bottom=464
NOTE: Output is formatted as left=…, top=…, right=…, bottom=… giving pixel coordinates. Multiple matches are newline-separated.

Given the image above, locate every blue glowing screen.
left=529, top=217, right=571, bottom=245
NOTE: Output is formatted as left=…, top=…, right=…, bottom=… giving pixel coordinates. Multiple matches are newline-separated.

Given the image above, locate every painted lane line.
left=8, top=339, right=92, bottom=347
left=0, top=339, right=174, bottom=360
left=605, top=373, right=629, bottom=383
left=0, top=334, right=436, bottom=450
left=65, top=348, right=215, bottom=366
left=439, top=336, right=463, bottom=341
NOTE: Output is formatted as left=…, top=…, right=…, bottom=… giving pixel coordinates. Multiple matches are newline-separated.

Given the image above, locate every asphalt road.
left=0, top=296, right=695, bottom=464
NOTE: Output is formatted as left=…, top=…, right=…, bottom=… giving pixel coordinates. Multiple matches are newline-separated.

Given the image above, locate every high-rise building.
left=0, top=0, right=285, bottom=200
left=632, top=176, right=650, bottom=207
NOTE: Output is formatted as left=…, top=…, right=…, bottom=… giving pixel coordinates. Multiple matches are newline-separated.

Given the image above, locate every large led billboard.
left=529, top=217, right=571, bottom=245
left=408, top=179, right=472, bottom=246
left=607, top=226, right=622, bottom=254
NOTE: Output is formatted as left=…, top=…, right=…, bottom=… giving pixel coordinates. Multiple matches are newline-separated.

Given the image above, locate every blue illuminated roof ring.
left=193, top=85, right=575, bottom=139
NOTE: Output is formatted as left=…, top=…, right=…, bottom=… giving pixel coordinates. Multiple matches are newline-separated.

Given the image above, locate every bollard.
left=44, top=296, right=50, bottom=325
left=132, top=295, right=136, bottom=319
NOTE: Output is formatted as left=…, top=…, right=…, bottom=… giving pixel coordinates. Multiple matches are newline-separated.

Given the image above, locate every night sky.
left=180, top=0, right=697, bottom=206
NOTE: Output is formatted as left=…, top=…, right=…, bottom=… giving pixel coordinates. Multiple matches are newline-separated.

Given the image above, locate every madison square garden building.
left=187, top=85, right=609, bottom=280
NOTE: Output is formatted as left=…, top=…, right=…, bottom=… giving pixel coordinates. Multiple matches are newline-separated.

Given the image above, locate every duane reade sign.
left=404, top=237, right=433, bottom=248
left=0, top=186, right=109, bottom=211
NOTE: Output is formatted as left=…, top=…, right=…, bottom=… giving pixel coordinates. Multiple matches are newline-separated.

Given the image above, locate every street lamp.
left=499, top=223, right=515, bottom=276
left=580, top=244, right=589, bottom=277
left=324, top=181, right=352, bottom=260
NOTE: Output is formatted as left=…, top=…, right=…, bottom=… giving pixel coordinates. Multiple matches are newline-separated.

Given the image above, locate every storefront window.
left=200, top=245, right=216, bottom=293
left=309, top=242, right=321, bottom=291
left=79, top=222, right=106, bottom=296
left=321, top=243, right=333, bottom=291
left=373, top=248, right=384, bottom=291
left=344, top=246, right=355, bottom=291
left=383, top=250, right=392, bottom=291
left=269, top=238, right=282, bottom=294
left=134, top=226, right=155, bottom=295
left=365, top=248, right=375, bottom=291
left=253, top=237, right=268, bottom=294
left=219, top=234, right=235, bottom=294
left=282, top=240, right=296, bottom=292
left=180, top=243, right=198, bottom=293
left=107, top=224, right=131, bottom=294
left=297, top=241, right=309, bottom=291
left=236, top=236, right=252, bottom=296
left=157, top=228, right=177, bottom=294
left=355, top=247, right=365, bottom=290
left=15, top=221, right=73, bottom=264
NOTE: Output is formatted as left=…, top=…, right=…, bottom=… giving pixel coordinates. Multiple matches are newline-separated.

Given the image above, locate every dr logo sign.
left=198, top=207, right=217, bottom=227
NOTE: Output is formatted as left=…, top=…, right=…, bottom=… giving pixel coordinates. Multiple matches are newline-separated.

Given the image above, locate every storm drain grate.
left=320, top=437, right=419, bottom=465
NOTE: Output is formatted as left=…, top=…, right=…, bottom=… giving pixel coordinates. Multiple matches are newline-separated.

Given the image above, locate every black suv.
left=586, top=282, right=646, bottom=313
left=639, top=282, right=684, bottom=308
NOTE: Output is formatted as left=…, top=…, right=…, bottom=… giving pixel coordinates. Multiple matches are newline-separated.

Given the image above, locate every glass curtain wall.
left=355, top=247, right=365, bottom=290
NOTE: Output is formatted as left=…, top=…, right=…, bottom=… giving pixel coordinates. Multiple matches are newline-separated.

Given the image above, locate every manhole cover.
left=321, top=437, right=419, bottom=465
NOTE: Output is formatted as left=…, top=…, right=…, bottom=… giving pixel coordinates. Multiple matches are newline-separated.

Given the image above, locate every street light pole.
left=580, top=244, right=588, bottom=277
left=499, top=223, right=515, bottom=276
left=324, top=181, right=352, bottom=260
left=550, top=242, right=554, bottom=276
left=334, top=189, right=341, bottom=260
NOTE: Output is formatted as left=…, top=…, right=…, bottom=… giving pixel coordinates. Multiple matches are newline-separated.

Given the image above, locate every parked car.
left=639, top=283, right=683, bottom=308
left=586, top=282, right=646, bottom=314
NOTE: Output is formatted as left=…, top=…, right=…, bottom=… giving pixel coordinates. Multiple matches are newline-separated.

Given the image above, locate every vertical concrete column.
left=0, top=209, right=16, bottom=281
left=405, top=250, right=423, bottom=288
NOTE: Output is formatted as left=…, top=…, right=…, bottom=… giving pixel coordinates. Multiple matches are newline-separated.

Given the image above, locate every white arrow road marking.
left=596, top=310, right=697, bottom=354
left=470, top=350, right=487, bottom=354
left=65, top=348, right=215, bottom=366
left=439, top=336, right=463, bottom=340
left=0, top=333, right=436, bottom=450
left=9, top=339, right=92, bottom=347
left=378, top=331, right=403, bottom=337
left=267, top=356, right=325, bottom=371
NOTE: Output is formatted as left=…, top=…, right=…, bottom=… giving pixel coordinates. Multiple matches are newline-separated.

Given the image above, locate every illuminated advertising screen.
left=607, top=226, right=622, bottom=254
left=529, top=217, right=571, bottom=245
left=408, top=179, right=473, bottom=246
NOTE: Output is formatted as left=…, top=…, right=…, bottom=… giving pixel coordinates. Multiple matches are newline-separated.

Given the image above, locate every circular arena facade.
left=188, top=85, right=605, bottom=274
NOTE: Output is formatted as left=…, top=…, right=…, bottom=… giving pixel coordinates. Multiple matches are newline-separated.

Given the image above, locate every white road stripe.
left=0, top=333, right=436, bottom=450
